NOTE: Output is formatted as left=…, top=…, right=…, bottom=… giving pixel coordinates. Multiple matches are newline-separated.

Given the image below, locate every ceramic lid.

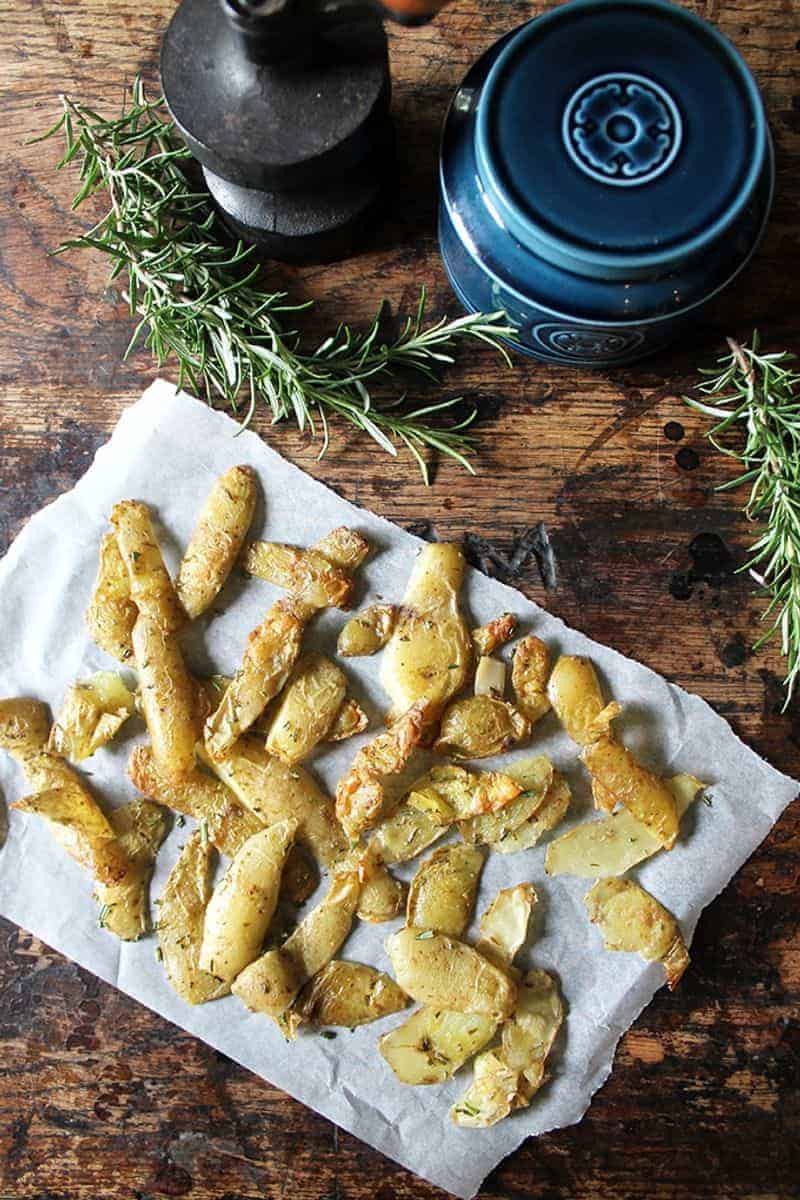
left=475, top=0, right=768, bottom=279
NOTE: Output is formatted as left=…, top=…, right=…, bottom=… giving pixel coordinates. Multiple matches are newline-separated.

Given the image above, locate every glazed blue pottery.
left=438, top=0, right=774, bottom=366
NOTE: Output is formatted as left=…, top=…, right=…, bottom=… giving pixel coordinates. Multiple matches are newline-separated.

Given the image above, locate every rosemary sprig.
left=37, top=80, right=516, bottom=483
left=686, top=333, right=800, bottom=705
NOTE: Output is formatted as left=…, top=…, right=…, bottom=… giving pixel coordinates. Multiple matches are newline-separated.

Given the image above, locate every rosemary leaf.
left=686, top=333, right=800, bottom=706
left=41, top=80, right=516, bottom=481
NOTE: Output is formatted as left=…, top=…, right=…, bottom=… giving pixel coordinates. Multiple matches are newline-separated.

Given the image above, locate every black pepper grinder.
left=160, top=0, right=451, bottom=263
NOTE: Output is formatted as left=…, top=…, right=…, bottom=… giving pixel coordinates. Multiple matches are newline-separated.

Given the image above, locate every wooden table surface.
left=1, top=1, right=799, bottom=1197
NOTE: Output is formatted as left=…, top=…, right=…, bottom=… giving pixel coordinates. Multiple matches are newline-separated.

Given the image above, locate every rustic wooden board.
left=1, top=1, right=798, bottom=1197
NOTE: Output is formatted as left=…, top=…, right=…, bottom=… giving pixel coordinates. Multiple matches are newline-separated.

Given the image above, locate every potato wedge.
left=128, top=744, right=262, bottom=858
left=472, top=613, right=517, bottom=657
left=199, top=820, right=296, bottom=983
left=547, top=655, right=621, bottom=746
left=585, top=877, right=689, bottom=989
left=133, top=614, right=198, bottom=780
left=110, top=500, right=184, bottom=632
left=95, top=799, right=168, bottom=940
left=201, top=738, right=347, bottom=868
left=511, top=636, right=551, bottom=725
left=337, top=604, right=397, bottom=657
left=385, top=928, right=517, bottom=1018
left=13, top=785, right=131, bottom=885
left=335, top=701, right=430, bottom=841
left=434, top=695, right=530, bottom=760
left=176, top=465, right=257, bottom=619
left=406, top=844, right=486, bottom=938
left=490, top=769, right=572, bottom=854
left=265, top=653, right=347, bottom=765
left=546, top=773, right=705, bottom=878
left=204, top=598, right=307, bottom=760
left=232, top=869, right=361, bottom=1022
left=0, top=697, right=52, bottom=758
left=48, top=671, right=136, bottom=761
left=459, top=756, right=554, bottom=845
left=242, top=525, right=369, bottom=609
left=380, top=1008, right=499, bottom=1085
left=86, top=532, right=137, bottom=661
left=475, top=883, right=538, bottom=970
left=327, top=697, right=369, bottom=743
left=451, top=968, right=562, bottom=1127
left=380, top=543, right=472, bottom=721
left=157, top=830, right=229, bottom=1004
left=291, top=960, right=409, bottom=1032
left=582, top=735, right=679, bottom=849
left=408, top=763, right=523, bottom=823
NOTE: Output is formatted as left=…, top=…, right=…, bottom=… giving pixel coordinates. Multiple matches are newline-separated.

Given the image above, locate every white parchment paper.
left=0, top=381, right=796, bottom=1198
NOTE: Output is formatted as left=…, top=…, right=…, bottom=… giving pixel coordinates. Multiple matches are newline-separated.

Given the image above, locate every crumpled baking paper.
left=0, top=381, right=795, bottom=1198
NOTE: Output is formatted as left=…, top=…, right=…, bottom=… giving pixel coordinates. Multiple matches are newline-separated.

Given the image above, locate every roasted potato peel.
left=369, top=803, right=448, bottom=866
left=243, top=525, right=369, bottom=610
left=86, top=532, right=137, bottom=661
left=547, top=655, right=622, bottom=746
left=327, top=697, right=369, bottom=743
left=380, top=543, right=472, bottom=721
left=475, top=883, right=538, bottom=970
left=385, top=928, right=517, bottom=1019
left=335, top=700, right=430, bottom=840
left=338, top=604, right=397, bottom=657
left=204, top=598, right=306, bottom=761
left=379, top=1008, right=499, bottom=1086
left=232, top=869, right=362, bottom=1022
left=95, top=799, right=168, bottom=941
left=582, top=736, right=679, bottom=849
left=408, top=763, right=523, bottom=824
left=406, top=844, right=486, bottom=938
left=511, top=636, right=551, bottom=726
left=585, top=877, right=689, bottom=989
left=157, top=830, right=230, bottom=1004
left=490, top=770, right=572, bottom=854
left=266, top=653, right=347, bottom=765
left=459, top=756, right=554, bottom=845
left=290, top=960, right=409, bottom=1033
left=48, top=671, right=136, bottom=761
left=199, top=820, right=296, bottom=983
left=133, top=614, right=198, bottom=780
left=177, top=465, right=257, bottom=619
left=472, top=613, right=517, bottom=657
left=546, top=773, right=705, bottom=878
left=451, top=968, right=563, bottom=1127
left=110, top=500, right=185, bottom=632
left=0, top=698, right=52, bottom=758
left=434, top=695, right=531, bottom=760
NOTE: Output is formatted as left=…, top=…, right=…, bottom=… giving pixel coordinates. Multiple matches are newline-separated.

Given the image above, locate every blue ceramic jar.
left=438, top=0, right=774, bottom=366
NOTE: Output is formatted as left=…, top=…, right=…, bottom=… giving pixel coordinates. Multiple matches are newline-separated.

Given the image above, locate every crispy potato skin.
left=335, top=700, right=429, bottom=840
left=48, top=672, right=135, bottom=761
left=385, top=928, right=517, bottom=1018
left=177, top=465, right=257, bottom=619
left=475, top=883, right=537, bottom=970
left=0, top=698, right=52, bottom=757
left=380, top=544, right=472, bottom=720
left=406, top=844, right=486, bottom=938
left=582, top=736, right=679, bottom=849
left=369, top=803, right=448, bottom=866
left=232, top=870, right=362, bottom=1021
left=242, top=525, right=369, bottom=610
left=434, top=695, right=531, bottom=759
left=202, top=737, right=348, bottom=867
left=585, top=877, right=689, bottom=989
left=199, top=820, right=296, bottom=983
left=293, top=961, right=409, bottom=1031
left=547, top=655, right=611, bottom=745
left=511, top=636, right=551, bottom=725
left=133, top=615, right=198, bottom=781
left=86, top=532, right=137, bottom=661
left=489, top=769, right=572, bottom=854
left=407, top=764, right=522, bottom=822
left=157, top=831, right=230, bottom=1005
left=204, top=599, right=305, bottom=760
left=356, top=855, right=407, bottom=923
left=459, top=756, right=554, bottom=845
left=110, top=500, right=185, bottom=632
left=337, top=604, right=397, bottom=657
left=266, top=653, right=347, bottom=765
left=327, top=697, right=369, bottom=743
left=380, top=1008, right=498, bottom=1085
left=472, top=613, right=517, bottom=657
left=546, top=773, right=705, bottom=878
left=95, top=799, right=168, bottom=940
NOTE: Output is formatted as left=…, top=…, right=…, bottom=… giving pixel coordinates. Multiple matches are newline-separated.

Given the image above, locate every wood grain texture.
left=0, top=0, right=798, bottom=1197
